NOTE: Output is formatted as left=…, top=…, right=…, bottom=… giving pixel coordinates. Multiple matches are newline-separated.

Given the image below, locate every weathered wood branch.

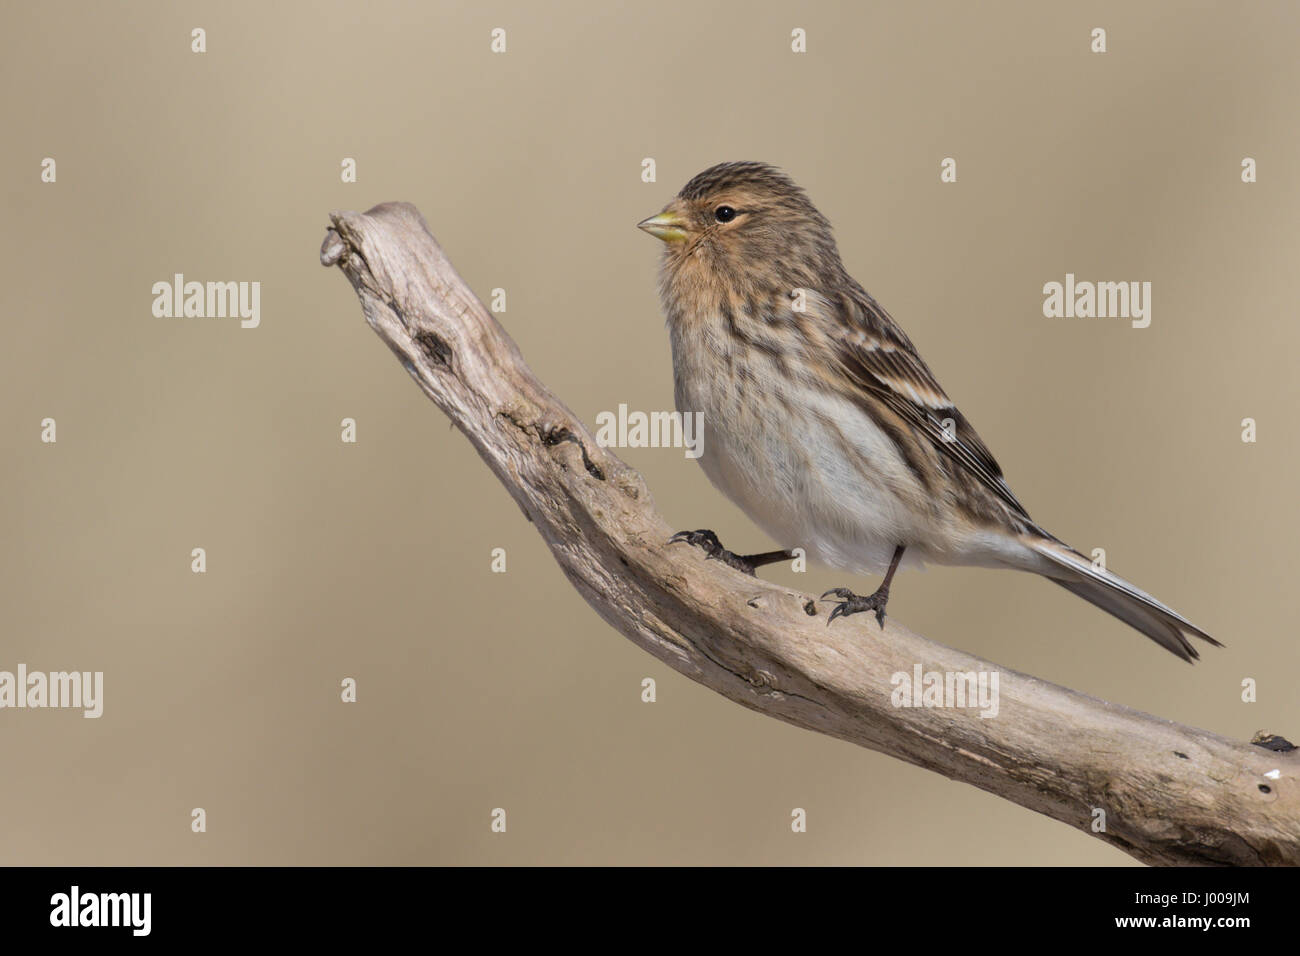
left=320, top=202, right=1298, bottom=866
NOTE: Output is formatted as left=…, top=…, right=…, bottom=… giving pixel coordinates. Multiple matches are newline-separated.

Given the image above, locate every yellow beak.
left=637, top=210, right=689, bottom=243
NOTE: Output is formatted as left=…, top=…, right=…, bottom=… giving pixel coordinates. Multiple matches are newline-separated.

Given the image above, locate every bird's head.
left=637, top=161, right=846, bottom=302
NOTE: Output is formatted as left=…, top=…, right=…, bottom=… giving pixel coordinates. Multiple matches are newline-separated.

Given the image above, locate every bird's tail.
left=1025, top=536, right=1223, bottom=662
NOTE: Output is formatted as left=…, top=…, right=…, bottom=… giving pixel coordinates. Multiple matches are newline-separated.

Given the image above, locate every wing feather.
left=831, top=285, right=1032, bottom=521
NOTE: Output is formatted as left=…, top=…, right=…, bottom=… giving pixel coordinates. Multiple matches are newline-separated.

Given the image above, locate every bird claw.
left=667, top=529, right=758, bottom=575
left=668, top=529, right=722, bottom=553
left=822, top=586, right=890, bottom=629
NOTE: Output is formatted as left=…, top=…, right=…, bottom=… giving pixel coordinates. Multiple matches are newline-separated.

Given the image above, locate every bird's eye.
left=714, top=205, right=737, bottom=223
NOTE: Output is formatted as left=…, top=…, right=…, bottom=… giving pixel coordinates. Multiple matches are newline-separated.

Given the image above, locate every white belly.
left=671, top=337, right=948, bottom=575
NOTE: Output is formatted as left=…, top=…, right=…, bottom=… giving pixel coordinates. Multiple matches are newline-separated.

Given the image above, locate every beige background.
left=2, top=0, right=1297, bottom=865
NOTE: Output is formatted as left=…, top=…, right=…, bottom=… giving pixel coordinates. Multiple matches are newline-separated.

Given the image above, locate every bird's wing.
left=830, top=284, right=1033, bottom=522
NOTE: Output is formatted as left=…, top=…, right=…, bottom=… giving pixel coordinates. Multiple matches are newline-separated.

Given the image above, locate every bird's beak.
left=637, top=209, right=689, bottom=243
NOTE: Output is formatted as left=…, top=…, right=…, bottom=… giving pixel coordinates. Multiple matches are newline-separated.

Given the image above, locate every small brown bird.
left=638, top=161, right=1220, bottom=662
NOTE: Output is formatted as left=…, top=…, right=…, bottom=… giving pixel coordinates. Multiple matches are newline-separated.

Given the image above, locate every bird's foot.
left=821, top=585, right=891, bottom=628
left=668, top=529, right=763, bottom=576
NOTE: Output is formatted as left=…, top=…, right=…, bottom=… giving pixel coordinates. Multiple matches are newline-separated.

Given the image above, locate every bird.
left=636, top=160, right=1221, bottom=662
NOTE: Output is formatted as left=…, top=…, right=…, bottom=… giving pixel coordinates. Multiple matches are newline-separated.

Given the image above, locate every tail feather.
left=1027, top=538, right=1222, bottom=663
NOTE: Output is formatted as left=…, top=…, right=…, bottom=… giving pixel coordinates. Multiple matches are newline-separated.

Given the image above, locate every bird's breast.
left=665, top=306, right=967, bottom=574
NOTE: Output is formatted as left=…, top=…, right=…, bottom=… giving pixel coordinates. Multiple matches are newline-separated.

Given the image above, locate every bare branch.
left=321, top=202, right=1298, bottom=866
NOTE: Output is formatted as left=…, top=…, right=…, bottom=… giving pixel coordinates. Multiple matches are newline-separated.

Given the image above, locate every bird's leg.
left=823, top=545, right=906, bottom=628
left=667, top=529, right=795, bottom=577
